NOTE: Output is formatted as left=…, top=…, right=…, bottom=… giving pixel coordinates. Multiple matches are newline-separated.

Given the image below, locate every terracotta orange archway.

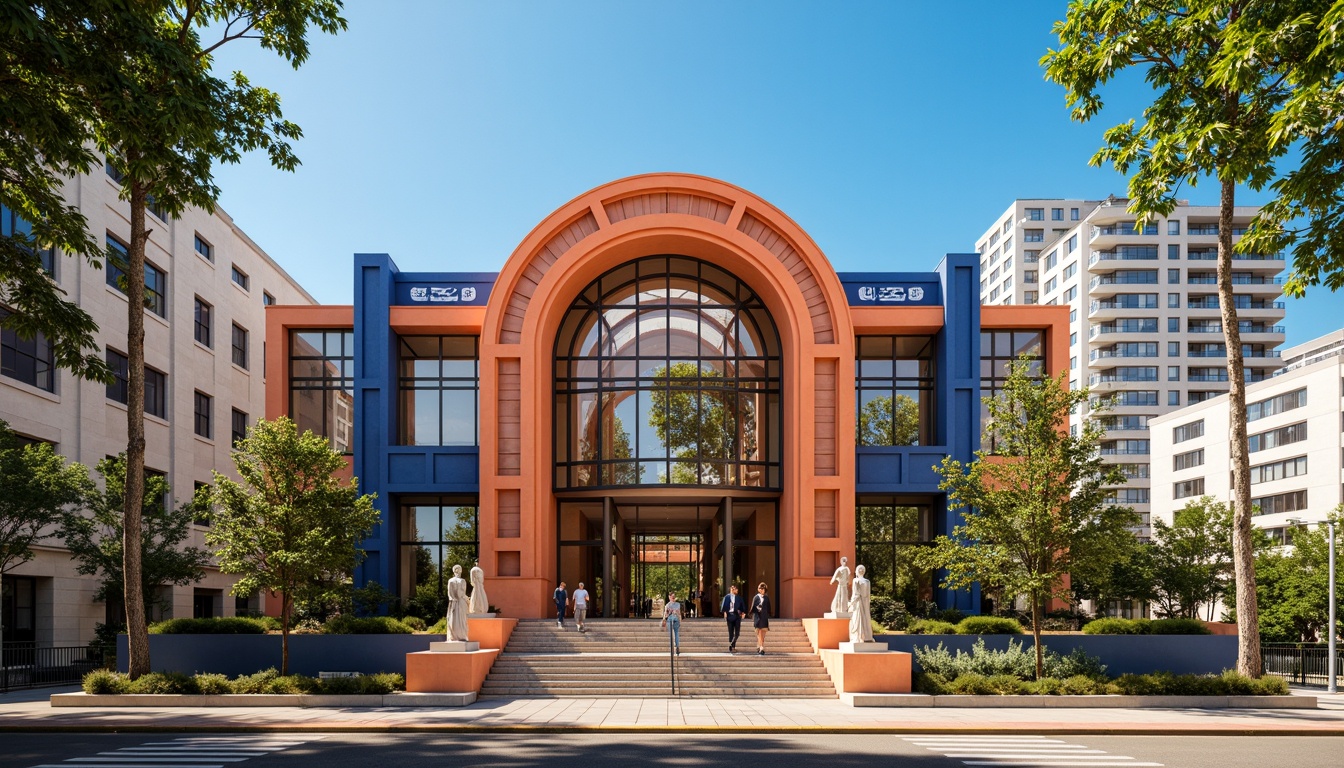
left=476, top=173, right=857, bottom=620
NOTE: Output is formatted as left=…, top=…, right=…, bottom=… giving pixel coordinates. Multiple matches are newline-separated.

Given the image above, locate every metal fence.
left=0, top=643, right=114, bottom=693
left=1261, top=643, right=1343, bottom=688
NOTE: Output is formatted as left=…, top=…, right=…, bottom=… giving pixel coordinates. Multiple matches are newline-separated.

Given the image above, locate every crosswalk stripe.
left=30, top=734, right=321, bottom=768
left=903, top=734, right=1162, bottom=768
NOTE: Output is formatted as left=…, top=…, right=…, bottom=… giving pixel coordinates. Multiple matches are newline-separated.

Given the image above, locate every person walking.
left=660, top=591, right=683, bottom=655
left=571, top=581, right=590, bottom=633
left=553, top=581, right=568, bottom=628
left=720, top=584, right=745, bottom=653
left=748, top=582, right=771, bottom=655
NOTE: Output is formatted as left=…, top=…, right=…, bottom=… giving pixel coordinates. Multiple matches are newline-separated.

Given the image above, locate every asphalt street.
left=1, top=732, right=1341, bottom=768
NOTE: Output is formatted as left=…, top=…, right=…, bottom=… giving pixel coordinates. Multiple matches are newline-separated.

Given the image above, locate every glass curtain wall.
left=399, top=497, right=479, bottom=615
left=398, top=335, right=480, bottom=446
left=855, top=500, right=933, bottom=613
left=289, top=330, right=355, bottom=453
left=553, top=256, right=782, bottom=490
left=855, top=336, right=936, bottom=446
left=979, top=330, right=1045, bottom=447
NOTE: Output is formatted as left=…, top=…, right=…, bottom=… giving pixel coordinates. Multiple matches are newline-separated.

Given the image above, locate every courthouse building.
left=266, top=174, right=1067, bottom=620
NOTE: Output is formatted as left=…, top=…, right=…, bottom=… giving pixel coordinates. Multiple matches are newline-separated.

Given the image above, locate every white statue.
left=848, top=564, right=874, bottom=643
left=445, top=564, right=470, bottom=642
left=829, top=556, right=852, bottom=615
left=468, top=562, right=489, bottom=615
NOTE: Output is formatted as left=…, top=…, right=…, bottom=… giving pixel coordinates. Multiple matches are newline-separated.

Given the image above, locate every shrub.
left=426, top=617, right=447, bottom=635
left=318, top=675, right=362, bottom=695
left=956, top=616, right=1024, bottom=635
left=913, top=672, right=950, bottom=695
left=149, top=617, right=268, bottom=635
left=1148, top=618, right=1211, bottom=635
left=357, top=672, right=405, bottom=695
left=1022, top=677, right=1065, bottom=695
left=913, top=639, right=1036, bottom=681
left=193, top=673, right=233, bottom=695
left=1060, top=675, right=1111, bottom=695
left=933, top=608, right=966, bottom=624
left=1081, top=617, right=1142, bottom=635
left=869, top=596, right=908, bottom=631
left=1043, top=647, right=1108, bottom=680
left=129, top=672, right=200, bottom=695
left=401, top=616, right=427, bottom=632
left=230, top=668, right=280, bottom=694
left=322, top=615, right=414, bottom=635
left=83, top=669, right=129, bottom=695
left=264, top=675, right=321, bottom=695
left=907, top=619, right=958, bottom=635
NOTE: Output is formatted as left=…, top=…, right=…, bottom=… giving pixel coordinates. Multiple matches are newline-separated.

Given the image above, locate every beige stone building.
left=1, top=161, right=314, bottom=647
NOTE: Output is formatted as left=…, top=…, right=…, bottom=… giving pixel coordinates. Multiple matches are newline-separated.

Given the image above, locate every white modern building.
left=975, top=197, right=1288, bottom=536
left=0, top=160, right=315, bottom=647
left=1151, top=330, right=1344, bottom=542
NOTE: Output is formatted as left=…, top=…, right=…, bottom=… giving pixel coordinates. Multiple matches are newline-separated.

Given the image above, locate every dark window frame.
left=194, top=390, right=212, bottom=439
left=288, top=329, right=355, bottom=453
left=194, top=297, right=212, bottom=347
left=231, top=323, right=248, bottom=369
left=398, top=335, right=480, bottom=447
left=0, top=308, right=56, bottom=393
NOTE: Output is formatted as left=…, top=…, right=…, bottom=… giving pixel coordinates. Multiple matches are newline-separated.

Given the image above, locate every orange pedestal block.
left=405, top=649, right=500, bottom=693
left=819, top=649, right=912, bottom=694
left=467, top=617, right=518, bottom=650
left=801, top=618, right=851, bottom=652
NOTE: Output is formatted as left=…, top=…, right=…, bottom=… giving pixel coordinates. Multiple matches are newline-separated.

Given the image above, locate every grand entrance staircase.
left=479, top=618, right=837, bottom=698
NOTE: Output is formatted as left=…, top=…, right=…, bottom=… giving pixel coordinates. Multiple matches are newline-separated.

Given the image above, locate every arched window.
left=553, top=256, right=782, bottom=490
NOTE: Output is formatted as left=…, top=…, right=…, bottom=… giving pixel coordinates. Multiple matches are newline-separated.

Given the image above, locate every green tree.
left=206, top=417, right=378, bottom=674
left=0, top=1, right=113, bottom=382
left=20, top=1, right=346, bottom=678
left=858, top=394, right=921, bottom=446
left=1149, top=497, right=1234, bottom=620
left=649, top=362, right=741, bottom=484
left=0, top=421, right=90, bottom=665
left=58, top=455, right=210, bottom=616
left=1253, top=510, right=1343, bottom=643
left=918, top=358, right=1136, bottom=677
left=1043, top=0, right=1340, bottom=677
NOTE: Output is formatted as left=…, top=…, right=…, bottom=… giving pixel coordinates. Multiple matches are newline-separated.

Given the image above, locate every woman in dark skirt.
left=748, top=582, right=772, bottom=655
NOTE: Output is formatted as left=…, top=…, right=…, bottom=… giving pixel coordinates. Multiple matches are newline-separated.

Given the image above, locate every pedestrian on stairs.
left=572, top=582, right=590, bottom=632
left=553, top=581, right=568, bottom=627
left=661, top=592, right=683, bottom=655
left=748, top=582, right=771, bottom=655
left=721, top=584, right=745, bottom=653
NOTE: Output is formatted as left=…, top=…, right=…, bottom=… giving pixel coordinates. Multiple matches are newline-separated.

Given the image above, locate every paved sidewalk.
left=2, top=686, right=1344, bottom=734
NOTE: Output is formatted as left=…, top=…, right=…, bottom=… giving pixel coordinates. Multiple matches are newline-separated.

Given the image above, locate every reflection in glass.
left=398, top=497, right=478, bottom=617
left=554, top=256, right=781, bottom=490
left=980, top=329, right=1046, bottom=449
left=856, top=336, right=935, bottom=446
left=855, top=502, right=933, bottom=613
left=288, top=330, right=354, bottom=453
left=398, top=336, right=479, bottom=446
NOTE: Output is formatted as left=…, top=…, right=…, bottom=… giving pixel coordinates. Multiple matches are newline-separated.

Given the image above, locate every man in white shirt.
left=571, top=582, right=590, bottom=633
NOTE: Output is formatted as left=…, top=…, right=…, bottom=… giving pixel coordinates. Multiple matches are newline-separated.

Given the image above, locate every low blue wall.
left=876, top=634, right=1238, bottom=676
left=117, top=634, right=436, bottom=677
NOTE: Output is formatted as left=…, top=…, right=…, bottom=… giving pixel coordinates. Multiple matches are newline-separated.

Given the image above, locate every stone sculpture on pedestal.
left=468, top=561, right=490, bottom=616
left=847, top=564, right=875, bottom=643
left=445, top=564, right=470, bottom=642
left=826, top=556, right=852, bottom=619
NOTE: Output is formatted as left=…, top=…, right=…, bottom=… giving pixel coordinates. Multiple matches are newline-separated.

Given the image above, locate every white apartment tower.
left=975, top=197, right=1287, bottom=536
left=1, top=160, right=315, bottom=647
left=1151, top=329, right=1344, bottom=542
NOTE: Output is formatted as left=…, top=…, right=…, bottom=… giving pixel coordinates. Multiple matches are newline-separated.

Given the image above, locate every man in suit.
left=720, top=584, right=745, bottom=653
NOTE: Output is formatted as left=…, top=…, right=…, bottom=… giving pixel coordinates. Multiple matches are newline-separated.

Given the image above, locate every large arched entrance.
left=551, top=255, right=783, bottom=618
left=476, top=173, right=857, bottom=620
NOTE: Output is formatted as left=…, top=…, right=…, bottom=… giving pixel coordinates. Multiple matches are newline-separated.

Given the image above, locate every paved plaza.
left=2, top=687, right=1343, bottom=734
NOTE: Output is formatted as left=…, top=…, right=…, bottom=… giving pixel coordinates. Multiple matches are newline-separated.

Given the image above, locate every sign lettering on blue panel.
left=395, top=282, right=492, bottom=306
left=842, top=281, right=941, bottom=306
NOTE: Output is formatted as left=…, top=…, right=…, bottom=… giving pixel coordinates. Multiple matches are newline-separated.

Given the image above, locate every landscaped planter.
left=51, top=692, right=475, bottom=707
left=117, top=634, right=437, bottom=677
left=843, top=693, right=1318, bottom=708
left=877, top=633, right=1237, bottom=676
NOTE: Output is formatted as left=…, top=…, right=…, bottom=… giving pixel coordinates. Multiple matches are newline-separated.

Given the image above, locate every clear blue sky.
left=210, top=1, right=1335, bottom=348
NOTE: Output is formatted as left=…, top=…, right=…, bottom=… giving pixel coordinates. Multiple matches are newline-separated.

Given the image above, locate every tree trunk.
left=281, top=593, right=291, bottom=676
left=1032, top=595, right=1044, bottom=679
left=1218, top=176, right=1261, bottom=677
left=123, top=177, right=151, bottom=679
